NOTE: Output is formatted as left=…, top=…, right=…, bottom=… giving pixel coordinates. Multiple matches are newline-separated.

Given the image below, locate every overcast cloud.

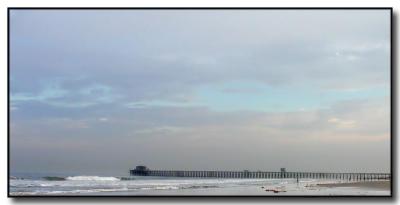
left=10, top=10, right=390, bottom=175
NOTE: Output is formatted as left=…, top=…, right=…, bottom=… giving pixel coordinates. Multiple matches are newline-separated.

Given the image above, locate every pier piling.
left=129, top=166, right=390, bottom=181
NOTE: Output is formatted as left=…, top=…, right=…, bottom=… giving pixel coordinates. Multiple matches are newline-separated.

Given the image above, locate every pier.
left=130, top=166, right=391, bottom=181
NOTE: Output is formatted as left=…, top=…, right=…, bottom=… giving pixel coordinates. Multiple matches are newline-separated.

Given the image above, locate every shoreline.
left=10, top=178, right=391, bottom=196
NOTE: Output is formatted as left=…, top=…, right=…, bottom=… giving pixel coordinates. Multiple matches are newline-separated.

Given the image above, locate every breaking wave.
left=43, top=176, right=66, bottom=181
left=41, top=176, right=122, bottom=181
left=65, top=176, right=120, bottom=181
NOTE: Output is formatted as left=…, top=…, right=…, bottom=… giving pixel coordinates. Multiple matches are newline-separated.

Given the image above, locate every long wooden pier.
left=130, top=166, right=390, bottom=181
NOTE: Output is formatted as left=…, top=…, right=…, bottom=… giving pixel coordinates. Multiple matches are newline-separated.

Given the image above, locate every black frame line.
left=7, top=7, right=394, bottom=199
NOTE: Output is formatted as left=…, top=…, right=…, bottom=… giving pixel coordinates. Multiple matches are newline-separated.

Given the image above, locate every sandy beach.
left=67, top=180, right=392, bottom=196
left=317, top=180, right=390, bottom=191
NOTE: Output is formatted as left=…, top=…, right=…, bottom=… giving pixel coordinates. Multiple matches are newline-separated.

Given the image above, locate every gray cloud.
left=9, top=10, right=390, bottom=174
left=10, top=10, right=390, bottom=103
left=10, top=97, right=390, bottom=174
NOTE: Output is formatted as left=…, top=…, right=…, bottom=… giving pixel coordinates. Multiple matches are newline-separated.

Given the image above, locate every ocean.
left=9, top=173, right=390, bottom=196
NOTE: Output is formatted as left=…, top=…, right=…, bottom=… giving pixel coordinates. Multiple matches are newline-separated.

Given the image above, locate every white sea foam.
left=46, top=187, right=131, bottom=194
left=65, top=176, right=120, bottom=181
left=140, top=186, right=180, bottom=190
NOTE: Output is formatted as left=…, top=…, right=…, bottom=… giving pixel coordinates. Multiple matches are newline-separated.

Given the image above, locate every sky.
left=9, top=10, right=391, bottom=175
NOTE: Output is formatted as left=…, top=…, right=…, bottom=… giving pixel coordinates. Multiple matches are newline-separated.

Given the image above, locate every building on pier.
left=130, top=165, right=150, bottom=176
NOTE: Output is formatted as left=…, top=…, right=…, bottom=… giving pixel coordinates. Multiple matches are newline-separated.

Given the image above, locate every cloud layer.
left=9, top=10, right=390, bottom=175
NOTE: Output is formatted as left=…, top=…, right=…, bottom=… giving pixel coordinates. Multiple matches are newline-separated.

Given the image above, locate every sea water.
left=9, top=173, right=390, bottom=196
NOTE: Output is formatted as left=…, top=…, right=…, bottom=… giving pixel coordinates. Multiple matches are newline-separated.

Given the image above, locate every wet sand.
left=317, top=180, right=390, bottom=191
left=72, top=181, right=391, bottom=196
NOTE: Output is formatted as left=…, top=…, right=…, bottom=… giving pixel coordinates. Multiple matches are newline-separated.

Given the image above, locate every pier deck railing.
left=130, top=169, right=390, bottom=181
